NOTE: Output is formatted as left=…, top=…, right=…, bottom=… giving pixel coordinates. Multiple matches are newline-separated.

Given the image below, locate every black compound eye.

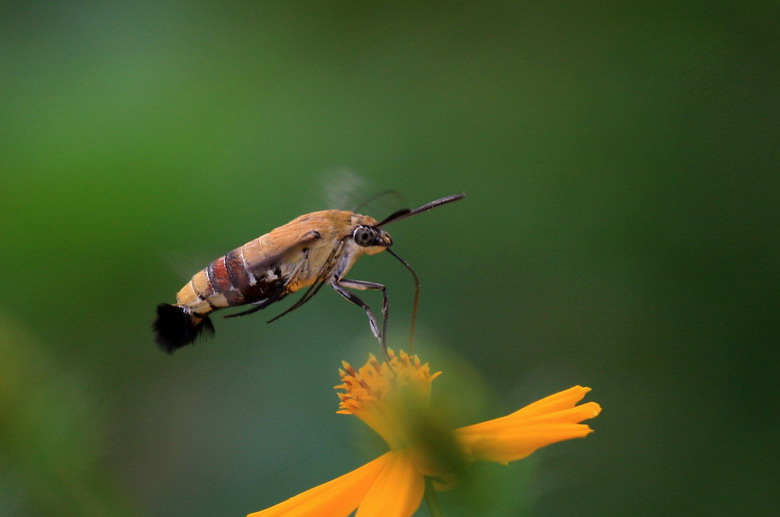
left=354, top=227, right=374, bottom=247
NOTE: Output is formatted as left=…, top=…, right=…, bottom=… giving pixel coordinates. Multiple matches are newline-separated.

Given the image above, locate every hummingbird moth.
left=153, top=193, right=465, bottom=356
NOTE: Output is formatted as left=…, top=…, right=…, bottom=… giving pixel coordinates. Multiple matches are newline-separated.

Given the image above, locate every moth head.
left=352, top=225, right=392, bottom=251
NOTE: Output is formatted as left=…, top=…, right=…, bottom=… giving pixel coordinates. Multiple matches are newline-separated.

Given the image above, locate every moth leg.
left=331, top=278, right=389, bottom=359
left=266, top=279, right=328, bottom=323
left=223, top=295, right=282, bottom=319
left=267, top=240, right=345, bottom=325
left=223, top=306, right=263, bottom=318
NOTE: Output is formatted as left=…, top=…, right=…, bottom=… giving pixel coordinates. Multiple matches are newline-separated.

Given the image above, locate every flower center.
left=335, top=350, right=441, bottom=451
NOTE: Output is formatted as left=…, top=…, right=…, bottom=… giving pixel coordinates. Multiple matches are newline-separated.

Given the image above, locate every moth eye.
left=354, top=227, right=374, bottom=246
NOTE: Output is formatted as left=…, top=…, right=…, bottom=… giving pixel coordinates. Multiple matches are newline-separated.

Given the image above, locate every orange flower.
left=248, top=350, right=601, bottom=517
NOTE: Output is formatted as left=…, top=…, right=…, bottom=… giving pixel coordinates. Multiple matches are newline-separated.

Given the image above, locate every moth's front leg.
left=330, top=278, right=389, bottom=359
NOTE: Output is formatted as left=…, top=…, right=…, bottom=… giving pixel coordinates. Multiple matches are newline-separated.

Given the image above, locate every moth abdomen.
left=153, top=303, right=214, bottom=353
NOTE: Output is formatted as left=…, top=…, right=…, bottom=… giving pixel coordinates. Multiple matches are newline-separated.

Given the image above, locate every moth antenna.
left=378, top=193, right=465, bottom=226
left=378, top=208, right=411, bottom=227
left=386, top=248, right=420, bottom=353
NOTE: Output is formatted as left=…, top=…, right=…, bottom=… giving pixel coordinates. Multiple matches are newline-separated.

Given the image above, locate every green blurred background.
left=1, top=1, right=777, bottom=516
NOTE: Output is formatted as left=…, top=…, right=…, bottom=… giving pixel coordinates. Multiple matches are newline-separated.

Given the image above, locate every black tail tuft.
left=153, top=304, right=214, bottom=353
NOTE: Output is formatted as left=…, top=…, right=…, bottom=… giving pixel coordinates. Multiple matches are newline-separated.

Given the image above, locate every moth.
left=153, top=193, right=465, bottom=355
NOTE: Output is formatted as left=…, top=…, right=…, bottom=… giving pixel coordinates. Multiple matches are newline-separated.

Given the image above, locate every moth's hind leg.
left=223, top=306, right=262, bottom=319
left=224, top=295, right=282, bottom=319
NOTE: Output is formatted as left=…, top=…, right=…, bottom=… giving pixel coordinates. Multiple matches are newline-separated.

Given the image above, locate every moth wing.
left=247, top=229, right=323, bottom=275
left=266, top=238, right=346, bottom=324
left=229, top=229, right=324, bottom=307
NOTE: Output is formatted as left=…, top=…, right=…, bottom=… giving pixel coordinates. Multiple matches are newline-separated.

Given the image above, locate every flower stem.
left=424, top=477, right=445, bottom=517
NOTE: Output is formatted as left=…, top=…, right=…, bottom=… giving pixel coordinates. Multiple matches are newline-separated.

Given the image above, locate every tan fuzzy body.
left=174, top=210, right=386, bottom=318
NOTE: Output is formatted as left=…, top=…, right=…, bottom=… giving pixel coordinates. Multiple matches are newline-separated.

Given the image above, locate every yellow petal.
left=461, top=401, right=602, bottom=436
left=455, top=386, right=602, bottom=464
left=509, top=386, right=592, bottom=418
left=247, top=453, right=393, bottom=517
left=356, top=453, right=425, bottom=517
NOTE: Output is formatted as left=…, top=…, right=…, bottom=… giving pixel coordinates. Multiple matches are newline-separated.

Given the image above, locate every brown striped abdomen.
left=175, top=246, right=286, bottom=315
